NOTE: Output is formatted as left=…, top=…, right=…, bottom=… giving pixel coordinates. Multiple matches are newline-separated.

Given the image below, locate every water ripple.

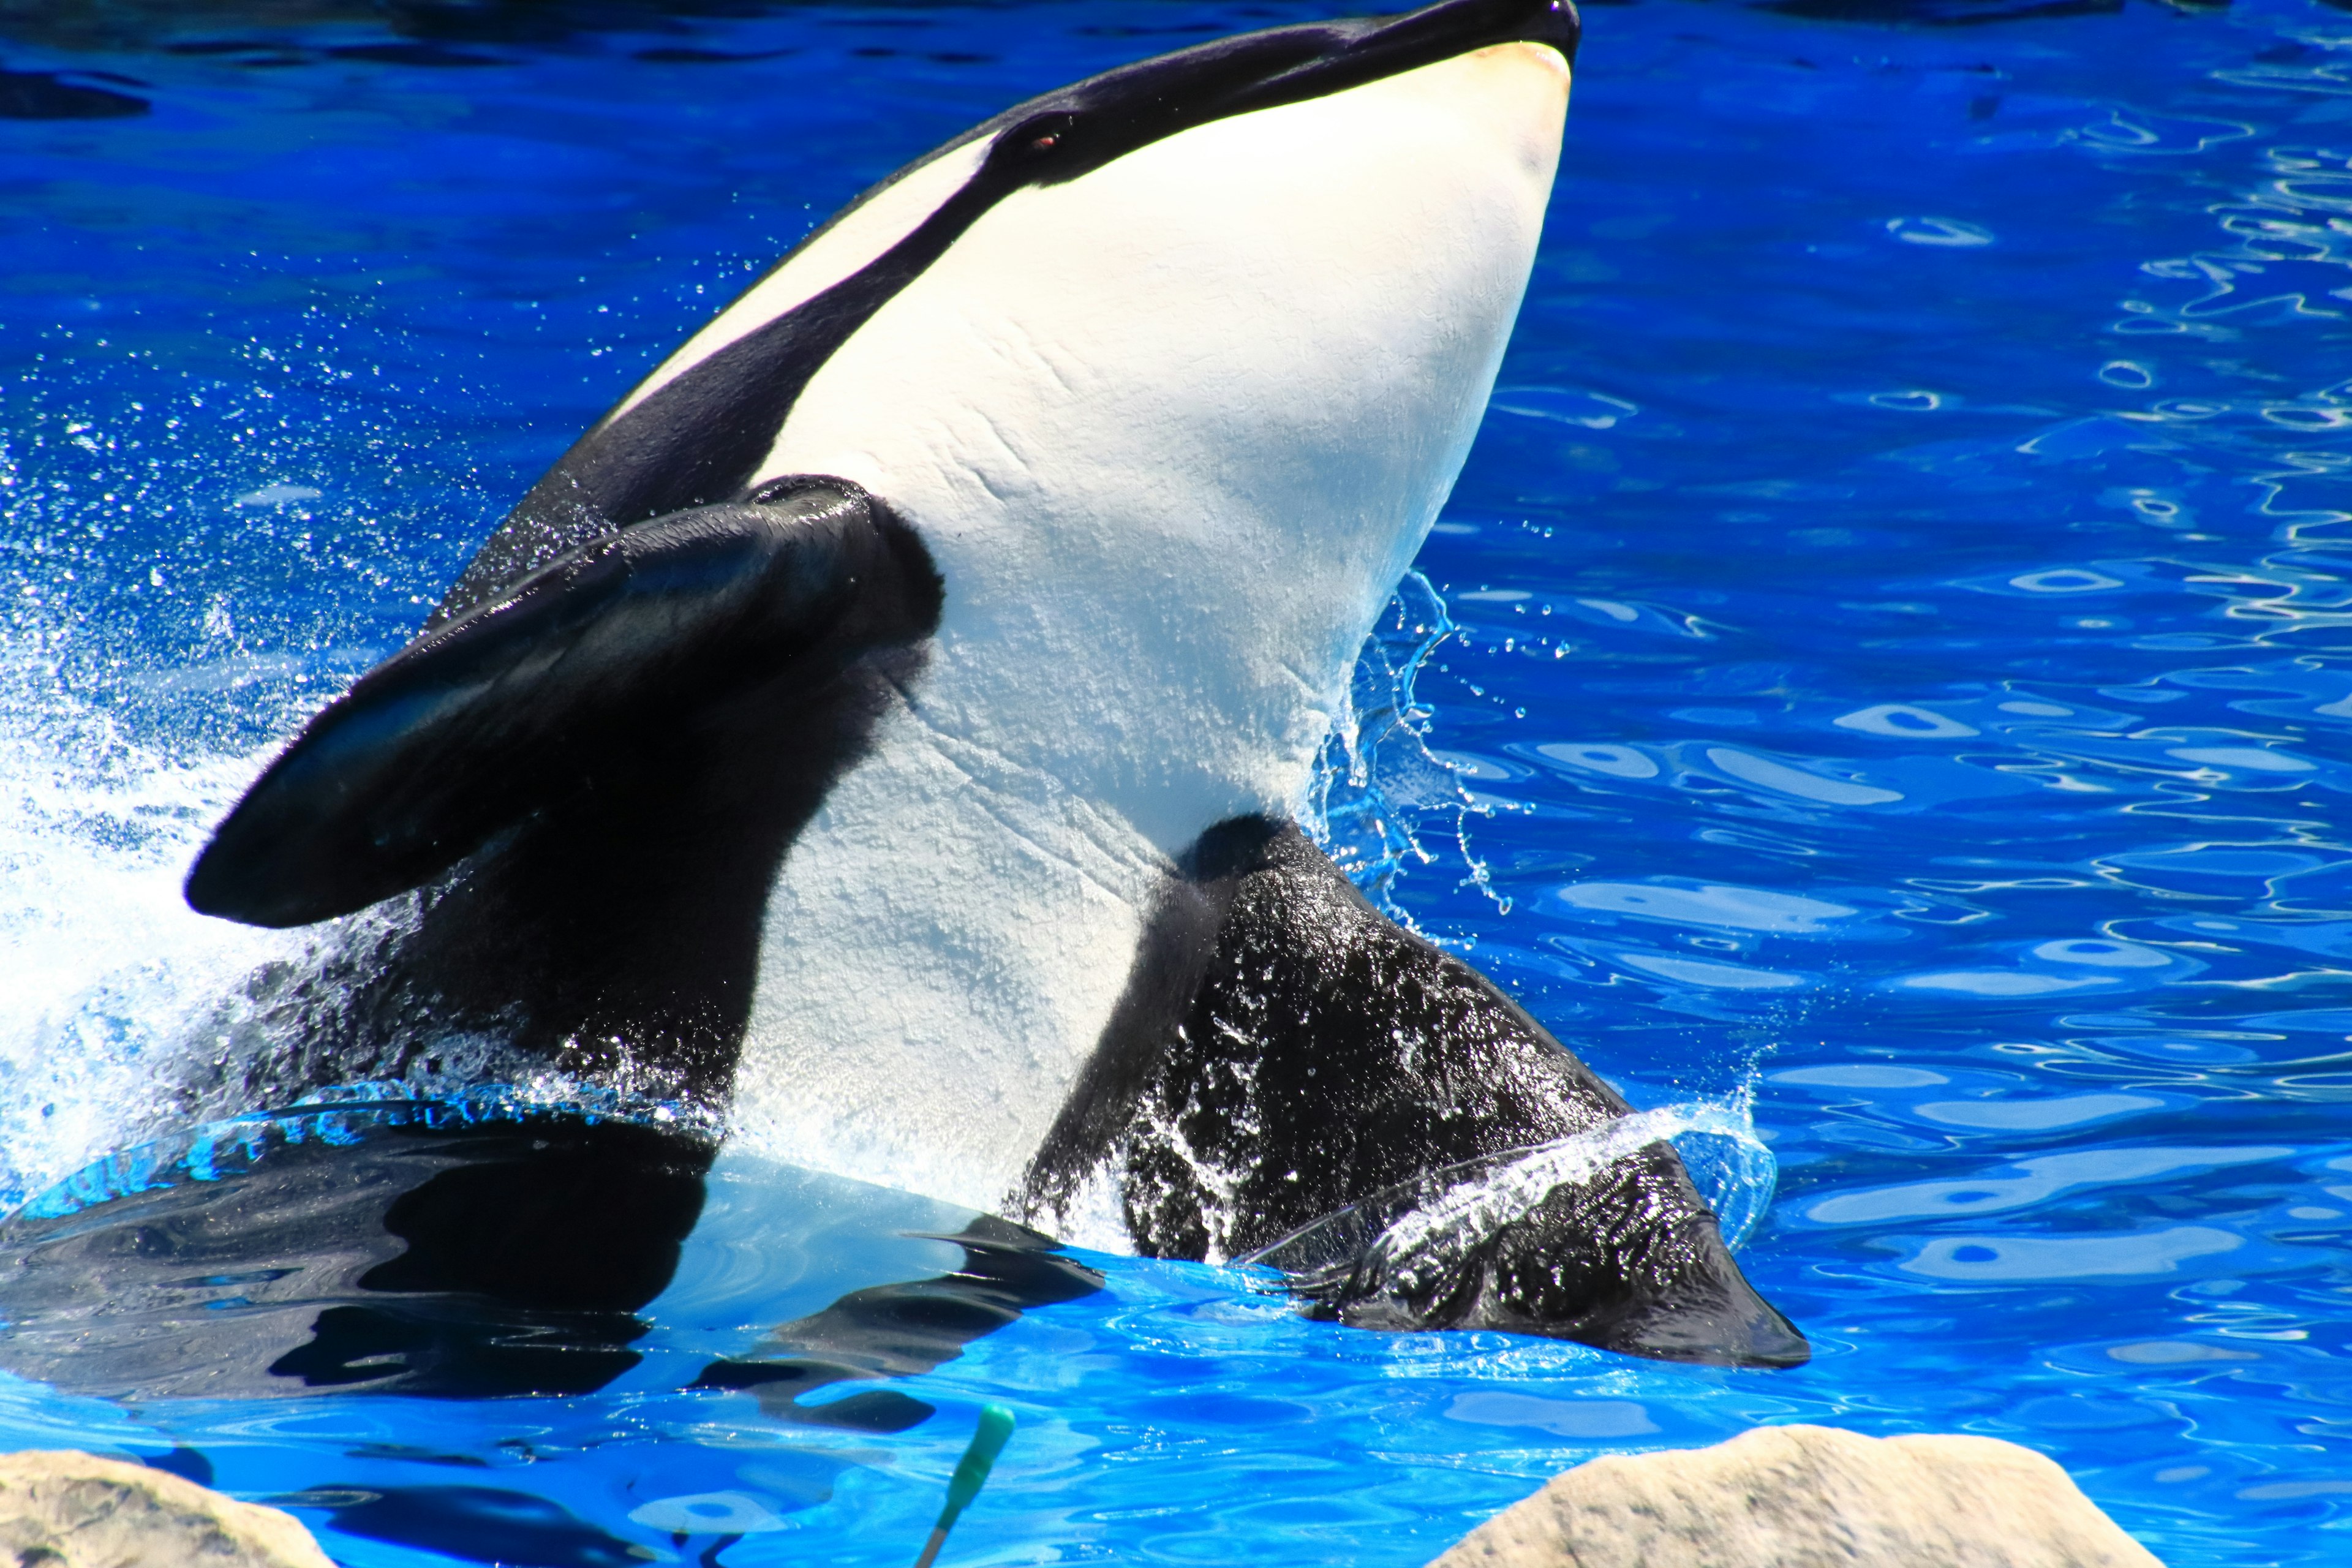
left=1, top=1, right=2350, bottom=1565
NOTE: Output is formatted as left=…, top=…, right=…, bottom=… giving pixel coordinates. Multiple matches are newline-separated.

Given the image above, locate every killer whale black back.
left=174, top=0, right=1809, bottom=1370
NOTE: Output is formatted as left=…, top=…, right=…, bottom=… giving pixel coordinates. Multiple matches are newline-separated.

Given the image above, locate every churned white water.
left=0, top=643, right=301, bottom=1207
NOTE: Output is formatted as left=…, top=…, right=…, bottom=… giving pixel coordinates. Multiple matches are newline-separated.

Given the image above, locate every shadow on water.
left=0, top=1112, right=717, bottom=1401
left=267, top=1484, right=666, bottom=1568
left=0, top=66, right=149, bottom=117
left=693, top=1218, right=1102, bottom=1431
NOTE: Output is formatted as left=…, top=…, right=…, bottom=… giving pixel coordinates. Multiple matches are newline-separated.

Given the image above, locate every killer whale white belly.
left=726, top=43, right=1567, bottom=1210
left=728, top=719, right=1168, bottom=1211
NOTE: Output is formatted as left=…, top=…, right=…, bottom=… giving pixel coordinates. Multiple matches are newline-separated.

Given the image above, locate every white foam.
left=1364, top=1100, right=1775, bottom=1282
left=0, top=645, right=298, bottom=1207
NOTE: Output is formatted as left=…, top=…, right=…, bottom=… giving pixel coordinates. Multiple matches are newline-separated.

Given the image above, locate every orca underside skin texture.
left=175, top=0, right=1809, bottom=1368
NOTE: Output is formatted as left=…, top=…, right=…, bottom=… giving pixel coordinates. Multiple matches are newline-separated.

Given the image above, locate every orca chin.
left=175, top=0, right=1807, bottom=1368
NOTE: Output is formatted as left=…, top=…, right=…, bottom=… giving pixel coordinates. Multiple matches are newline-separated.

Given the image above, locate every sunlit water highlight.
left=4, top=0, right=2352, bottom=1563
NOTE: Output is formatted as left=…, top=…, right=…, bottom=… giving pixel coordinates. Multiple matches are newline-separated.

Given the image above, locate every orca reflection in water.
left=0, top=1105, right=1098, bottom=1414
left=180, top=0, right=1804, bottom=1366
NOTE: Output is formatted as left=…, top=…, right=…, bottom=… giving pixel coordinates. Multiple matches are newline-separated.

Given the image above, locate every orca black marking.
left=178, top=0, right=1811, bottom=1368
left=438, top=0, right=1590, bottom=621
left=189, top=480, right=942, bottom=1092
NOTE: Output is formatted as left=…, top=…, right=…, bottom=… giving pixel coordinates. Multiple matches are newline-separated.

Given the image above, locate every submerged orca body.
left=0, top=1109, right=1099, bottom=1409
left=184, top=0, right=1806, bottom=1369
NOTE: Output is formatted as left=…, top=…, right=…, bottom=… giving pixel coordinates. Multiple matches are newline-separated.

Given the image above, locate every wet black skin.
left=1019, top=820, right=1808, bottom=1368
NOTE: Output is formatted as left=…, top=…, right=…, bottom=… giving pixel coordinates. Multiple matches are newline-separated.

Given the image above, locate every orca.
left=181, top=0, right=1807, bottom=1369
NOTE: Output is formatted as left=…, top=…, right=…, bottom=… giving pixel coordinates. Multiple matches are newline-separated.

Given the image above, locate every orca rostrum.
left=184, top=0, right=1807, bottom=1370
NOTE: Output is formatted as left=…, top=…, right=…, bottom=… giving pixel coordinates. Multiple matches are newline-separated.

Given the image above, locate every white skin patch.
left=727, top=42, right=1572, bottom=1215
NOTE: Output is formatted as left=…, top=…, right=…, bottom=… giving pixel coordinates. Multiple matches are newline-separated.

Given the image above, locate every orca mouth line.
left=963, top=0, right=1584, bottom=195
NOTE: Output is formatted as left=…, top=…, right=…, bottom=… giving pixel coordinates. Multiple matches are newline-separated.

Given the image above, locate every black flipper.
left=187, top=478, right=940, bottom=929
left=181, top=478, right=940, bottom=1096
left=1016, top=818, right=1808, bottom=1370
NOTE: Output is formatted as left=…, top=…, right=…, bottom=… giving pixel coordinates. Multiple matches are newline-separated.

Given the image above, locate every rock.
left=1427, top=1423, right=2165, bottom=1568
left=0, top=1450, right=334, bottom=1568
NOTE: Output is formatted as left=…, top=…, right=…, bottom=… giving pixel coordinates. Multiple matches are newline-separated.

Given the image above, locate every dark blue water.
left=4, top=1, right=2351, bottom=1564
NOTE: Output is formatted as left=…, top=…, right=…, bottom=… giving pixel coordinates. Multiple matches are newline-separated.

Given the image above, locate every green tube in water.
left=913, top=1404, right=1015, bottom=1568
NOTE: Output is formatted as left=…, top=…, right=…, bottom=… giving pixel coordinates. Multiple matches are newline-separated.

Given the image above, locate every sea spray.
left=0, top=644, right=301, bottom=1210
left=1303, top=571, right=1492, bottom=923
left=1240, top=1095, right=1777, bottom=1315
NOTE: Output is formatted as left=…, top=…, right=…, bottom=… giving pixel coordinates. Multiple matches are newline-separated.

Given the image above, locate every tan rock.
left=1428, top=1423, right=2165, bottom=1568
left=0, top=1450, right=334, bottom=1568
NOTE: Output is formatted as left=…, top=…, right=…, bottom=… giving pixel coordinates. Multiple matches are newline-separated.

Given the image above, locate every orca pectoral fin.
left=1023, top=818, right=1809, bottom=1370
left=186, top=479, right=940, bottom=928
left=1529, top=1142, right=1811, bottom=1368
left=1296, top=1141, right=1809, bottom=1369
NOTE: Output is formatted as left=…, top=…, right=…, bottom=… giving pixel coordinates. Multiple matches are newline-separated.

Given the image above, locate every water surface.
left=4, top=0, right=2352, bottom=1562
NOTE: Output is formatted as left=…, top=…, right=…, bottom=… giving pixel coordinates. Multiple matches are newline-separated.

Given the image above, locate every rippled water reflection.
left=3, top=0, right=2351, bottom=1564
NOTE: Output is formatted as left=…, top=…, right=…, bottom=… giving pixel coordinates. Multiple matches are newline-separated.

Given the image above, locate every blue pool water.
left=4, top=0, right=2352, bottom=1563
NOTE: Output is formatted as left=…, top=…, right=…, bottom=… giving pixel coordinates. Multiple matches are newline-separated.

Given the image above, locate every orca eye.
left=1008, top=113, right=1078, bottom=162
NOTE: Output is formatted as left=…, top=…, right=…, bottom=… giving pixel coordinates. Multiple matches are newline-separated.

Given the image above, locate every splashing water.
left=1242, top=1095, right=1777, bottom=1293
left=12, top=1078, right=724, bottom=1224
left=1305, top=570, right=1501, bottom=923
left=0, top=643, right=299, bottom=1209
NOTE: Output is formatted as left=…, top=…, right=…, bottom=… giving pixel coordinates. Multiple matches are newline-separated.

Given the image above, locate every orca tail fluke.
left=185, top=480, right=941, bottom=929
